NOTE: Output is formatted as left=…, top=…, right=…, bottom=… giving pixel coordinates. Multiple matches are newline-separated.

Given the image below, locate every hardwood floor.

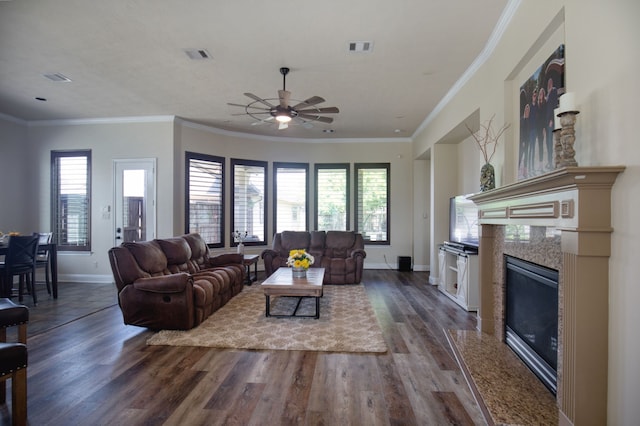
left=1, top=270, right=486, bottom=426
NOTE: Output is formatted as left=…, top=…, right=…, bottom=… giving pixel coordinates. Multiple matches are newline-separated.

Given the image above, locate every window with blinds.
left=231, top=159, right=267, bottom=245
left=315, top=164, right=349, bottom=231
left=185, top=152, right=224, bottom=247
left=51, top=150, right=91, bottom=251
left=273, top=162, right=308, bottom=233
left=355, top=163, right=390, bottom=244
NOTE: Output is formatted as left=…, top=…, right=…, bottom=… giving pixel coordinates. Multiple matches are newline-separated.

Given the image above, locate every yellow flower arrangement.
left=286, top=249, right=315, bottom=270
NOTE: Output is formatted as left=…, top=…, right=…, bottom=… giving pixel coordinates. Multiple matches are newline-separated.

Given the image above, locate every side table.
left=243, top=254, right=260, bottom=285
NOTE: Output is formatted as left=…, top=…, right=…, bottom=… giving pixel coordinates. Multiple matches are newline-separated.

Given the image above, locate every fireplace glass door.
left=505, top=255, right=559, bottom=394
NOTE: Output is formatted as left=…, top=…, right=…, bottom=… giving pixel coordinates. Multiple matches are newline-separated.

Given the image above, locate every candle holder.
left=553, top=128, right=563, bottom=169
left=558, top=110, right=580, bottom=167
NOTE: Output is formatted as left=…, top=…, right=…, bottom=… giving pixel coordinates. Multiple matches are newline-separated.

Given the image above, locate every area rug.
left=147, top=284, right=387, bottom=353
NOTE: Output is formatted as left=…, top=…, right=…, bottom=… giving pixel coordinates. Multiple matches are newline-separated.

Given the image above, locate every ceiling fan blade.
left=231, top=111, right=271, bottom=116
left=296, top=106, right=339, bottom=114
left=298, top=113, right=333, bottom=124
left=291, top=96, right=325, bottom=109
left=244, top=93, right=276, bottom=108
left=278, top=90, right=291, bottom=108
left=227, top=102, right=270, bottom=110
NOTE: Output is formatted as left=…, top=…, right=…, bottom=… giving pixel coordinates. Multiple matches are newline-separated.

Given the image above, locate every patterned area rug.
left=147, top=284, right=387, bottom=353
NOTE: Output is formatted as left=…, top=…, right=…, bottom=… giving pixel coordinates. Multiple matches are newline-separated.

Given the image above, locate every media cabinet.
left=438, top=244, right=479, bottom=311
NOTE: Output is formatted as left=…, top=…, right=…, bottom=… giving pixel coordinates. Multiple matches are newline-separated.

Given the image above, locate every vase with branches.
left=465, top=114, right=510, bottom=191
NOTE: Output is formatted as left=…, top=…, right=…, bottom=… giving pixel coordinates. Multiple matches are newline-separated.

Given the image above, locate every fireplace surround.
left=469, top=166, right=624, bottom=426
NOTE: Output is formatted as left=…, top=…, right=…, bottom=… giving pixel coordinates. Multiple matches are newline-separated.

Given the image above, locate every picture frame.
left=518, top=44, right=565, bottom=180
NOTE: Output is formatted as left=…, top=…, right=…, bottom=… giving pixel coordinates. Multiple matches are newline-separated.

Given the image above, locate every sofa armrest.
left=133, top=273, right=192, bottom=293
left=349, top=248, right=367, bottom=259
left=207, top=253, right=244, bottom=266
left=261, top=249, right=280, bottom=260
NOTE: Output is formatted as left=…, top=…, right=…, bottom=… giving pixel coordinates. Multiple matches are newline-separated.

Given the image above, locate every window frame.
left=185, top=151, right=225, bottom=248
left=51, top=149, right=92, bottom=252
left=354, top=162, right=390, bottom=245
left=273, top=162, right=309, bottom=233
left=314, top=163, right=350, bottom=231
left=231, top=158, right=268, bottom=246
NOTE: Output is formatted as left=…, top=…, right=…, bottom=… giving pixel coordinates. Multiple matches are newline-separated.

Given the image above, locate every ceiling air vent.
left=184, top=49, right=212, bottom=60
left=43, top=73, right=71, bottom=82
left=348, top=41, right=373, bottom=53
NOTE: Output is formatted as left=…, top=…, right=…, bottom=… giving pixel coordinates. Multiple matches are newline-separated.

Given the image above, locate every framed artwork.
left=518, top=44, right=565, bottom=180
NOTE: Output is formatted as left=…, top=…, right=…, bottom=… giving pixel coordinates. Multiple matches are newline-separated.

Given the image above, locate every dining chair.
left=0, top=236, right=39, bottom=305
left=33, top=232, right=53, bottom=295
left=0, top=297, right=29, bottom=424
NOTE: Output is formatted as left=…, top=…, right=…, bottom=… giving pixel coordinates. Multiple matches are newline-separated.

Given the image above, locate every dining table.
left=0, top=242, right=58, bottom=299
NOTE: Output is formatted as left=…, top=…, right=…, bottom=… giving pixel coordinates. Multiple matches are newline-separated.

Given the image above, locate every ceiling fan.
left=228, top=67, right=339, bottom=130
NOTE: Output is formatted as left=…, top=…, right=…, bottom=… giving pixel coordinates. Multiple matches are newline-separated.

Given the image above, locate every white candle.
left=554, top=107, right=561, bottom=130
left=559, top=92, right=576, bottom=113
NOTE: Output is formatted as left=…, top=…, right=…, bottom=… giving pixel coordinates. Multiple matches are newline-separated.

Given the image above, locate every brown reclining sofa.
left=108, top=233, right=245, bottom=330
left=261, top=230, right=366, bottom=284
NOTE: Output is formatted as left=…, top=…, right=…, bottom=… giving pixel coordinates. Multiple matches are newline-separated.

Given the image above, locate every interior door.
left=114, top=159, right=156, bottom=245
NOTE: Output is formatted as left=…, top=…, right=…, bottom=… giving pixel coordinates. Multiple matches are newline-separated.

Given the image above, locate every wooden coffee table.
left=260, top=267, right=325, bottom=319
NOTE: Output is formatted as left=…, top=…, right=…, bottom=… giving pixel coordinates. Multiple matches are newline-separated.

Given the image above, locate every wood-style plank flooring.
left=1, top=270, right=486, bottom=425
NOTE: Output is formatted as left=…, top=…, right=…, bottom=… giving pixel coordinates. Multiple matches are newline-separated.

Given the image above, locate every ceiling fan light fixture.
left=275, top=112, right=292, bottom=123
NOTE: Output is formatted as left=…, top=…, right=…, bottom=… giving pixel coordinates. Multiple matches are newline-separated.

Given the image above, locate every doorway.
left=113, top=159, right=156, bottom=245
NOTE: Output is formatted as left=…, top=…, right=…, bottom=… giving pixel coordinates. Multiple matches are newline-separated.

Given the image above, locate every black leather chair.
left=0, top=298, right=28, bottom=425
left=0, top=236, right=39, bottom=305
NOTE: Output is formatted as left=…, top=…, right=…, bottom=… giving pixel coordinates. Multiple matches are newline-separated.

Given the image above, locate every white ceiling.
left=0, top=0, right=509, bottom=140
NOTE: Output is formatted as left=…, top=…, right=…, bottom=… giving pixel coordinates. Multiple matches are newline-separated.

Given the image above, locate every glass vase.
left=480, top=163, right=495, bottom=192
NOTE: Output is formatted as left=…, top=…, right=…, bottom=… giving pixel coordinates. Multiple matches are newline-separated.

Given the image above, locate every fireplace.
left=505, top=255, right=558, bottom=394
left=469, top=166, right=624, bottom=426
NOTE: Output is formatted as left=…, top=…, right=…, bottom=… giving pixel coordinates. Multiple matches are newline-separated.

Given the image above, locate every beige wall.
left=1, top=0, right=637, bottom=421
left=0, top=116, right=30, bottom=233
left=176, top=121, right=417, bottom=269
left=23, top=119, right=175, bottom=280
left=413, top=0, right=640, bottom=423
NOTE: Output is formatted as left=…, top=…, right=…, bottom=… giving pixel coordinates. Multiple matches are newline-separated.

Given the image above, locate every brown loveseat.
left=108, top=233, right=245, bottom=330
left=261, top=231, right=366, bottom=284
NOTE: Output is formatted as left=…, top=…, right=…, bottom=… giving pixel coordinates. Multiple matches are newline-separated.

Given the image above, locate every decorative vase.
left=292, top=267, right=307, bottom=278
left=237, top=242, right=244, bottom=254
left=480, top=163, right=495, bottom=192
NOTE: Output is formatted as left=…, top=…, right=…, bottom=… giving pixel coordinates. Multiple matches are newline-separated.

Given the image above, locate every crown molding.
left=26, top=115, right=175, bottom=127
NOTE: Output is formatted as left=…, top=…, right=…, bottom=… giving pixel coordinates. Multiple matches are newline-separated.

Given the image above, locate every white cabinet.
left=438, top=246, right=479, bottom=311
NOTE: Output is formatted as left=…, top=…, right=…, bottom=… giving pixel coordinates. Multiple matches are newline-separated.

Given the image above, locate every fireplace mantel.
left=468, top=166, right=624, bottom=426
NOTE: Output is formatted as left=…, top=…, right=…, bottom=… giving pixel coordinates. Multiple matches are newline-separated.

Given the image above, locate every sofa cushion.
left=122, top=240, right=167, bottom=276
left=280, top=231, right=311, bottom=253
left=156, top=237, right=192, bottom=274
left=182, top=232, right=210, bottom=273
left=324, top=231, right=356, bottom=258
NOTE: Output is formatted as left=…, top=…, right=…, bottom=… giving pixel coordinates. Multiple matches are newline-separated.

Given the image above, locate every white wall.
left=413, top=0, right=640, bottom=423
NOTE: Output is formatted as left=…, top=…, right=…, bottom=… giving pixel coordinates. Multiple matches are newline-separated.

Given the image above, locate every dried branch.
left=465, top=115, right=510, bottom=164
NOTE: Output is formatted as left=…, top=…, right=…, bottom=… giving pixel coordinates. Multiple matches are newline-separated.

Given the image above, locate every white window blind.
left=186, top=152, right=224, bottom=246
left=232, top=159, right=266, bottom=245
left=52, top=150, right=91, bottom=251
left=355, top=163, right=389, bottom=244
left=274, top=162, right=308, bottom=233
left=315, top=164, right=349, bottom=231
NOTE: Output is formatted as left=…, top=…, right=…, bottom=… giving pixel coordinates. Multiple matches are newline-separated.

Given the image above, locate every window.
left=273, top=162, right=308, bottom=233
left=51, top=150, right=91, bottom=251
left=231, top=159, right=267, bottom=246
left=355, top=163, right=390, bottom=244
left=315, top=164, right=349, bottom=231
left=185, top=152, right=224, bottom=247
